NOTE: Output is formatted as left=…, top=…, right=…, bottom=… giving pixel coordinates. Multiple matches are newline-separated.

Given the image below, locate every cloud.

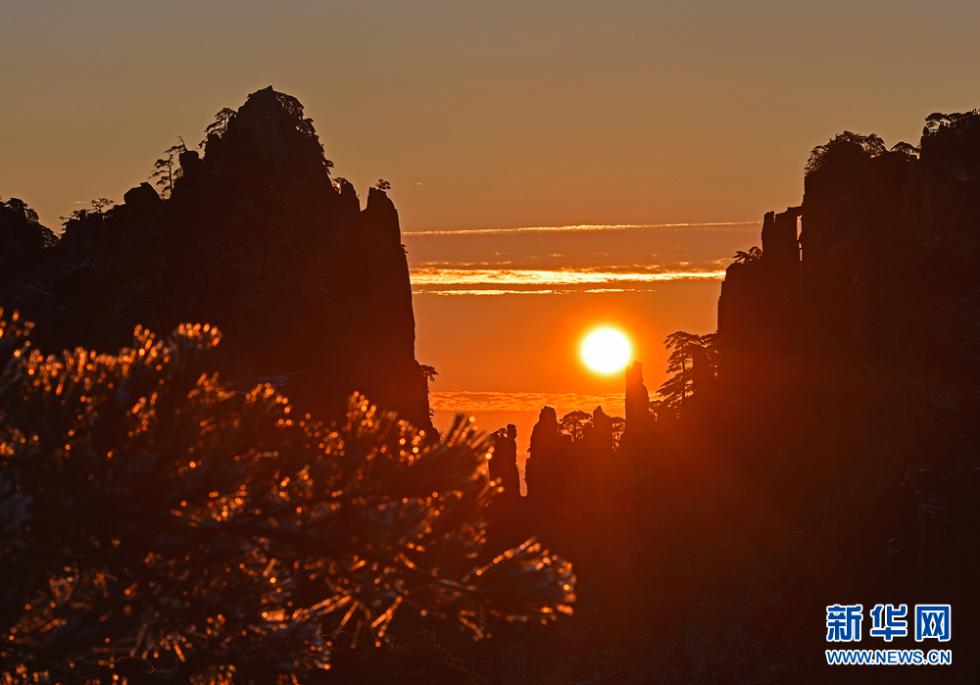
left=410, top=265, right=726, bottom=295
left=430, top=390, right=625, bottom=416
left=403, top=220, right=759, bottom=238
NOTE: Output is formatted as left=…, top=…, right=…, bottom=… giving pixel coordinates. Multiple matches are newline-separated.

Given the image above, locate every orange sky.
left=406, top=221, right=755, bottom=391
left=3, top=2, right=979, bottom=231
left=2, top=1, right=979, bottom=441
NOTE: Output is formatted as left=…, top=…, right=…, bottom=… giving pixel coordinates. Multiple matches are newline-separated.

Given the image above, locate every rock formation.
left=525, top=406, right=566, bottom=498
left=0, top=199, right=56, bottom=294
left=713, top=115, right=980, bottom=562
left=0, top=87, right=432, bottom=429
left=489, top=424, right=520, bottom=500
left=717, top=117, right=980, bottom=406
left=622, top=361, right=652, bottom=447
left=584, top=406, right=613, bottom=457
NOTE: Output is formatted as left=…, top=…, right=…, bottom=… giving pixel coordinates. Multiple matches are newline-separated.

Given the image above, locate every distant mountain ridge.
left=0, top=86, right=432, bottom=429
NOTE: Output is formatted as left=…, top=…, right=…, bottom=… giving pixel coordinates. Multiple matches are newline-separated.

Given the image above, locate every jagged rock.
left=760, top=207, right=800, bottom=266
left=0, top=87, right=432, bottom=430
left=122, top=182, right=161, bottom=211
left=586, top=406, right=613, bottom=453
left=489, top=424, right=520, bottom=499
left=525, top=406, right=565, bottom=498
left=716, top=110, right=980, bottom=436
left=336, top=177, right=360, bottom=217
left=177, top=149, right=203, bottom=182
left=625, top=362, right=650, bottom=425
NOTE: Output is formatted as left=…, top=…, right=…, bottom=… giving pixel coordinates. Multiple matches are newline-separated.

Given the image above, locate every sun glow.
left=580, top=326, right=633, bottom=375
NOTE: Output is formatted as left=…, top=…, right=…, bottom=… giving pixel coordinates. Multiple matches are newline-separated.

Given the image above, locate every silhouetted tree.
left=419, top=364, right=438, bottom=385
left=0, top=311, right=574, bottom=682
left=2, top=197, right=39, bottom=225
left=90, top=197, right=113, bottom=215
left=204, top=107, right=236, bottom=141
left=805, top=131, right=886, bottom=176
left=889, top=141, right=920, bottom=158
left=67, top=208, right=87, bottom=223
left=375, top=178, right=392, bottom=191
left=610, top=416, right=626, bottom=450
left=151, top=139, right=187, bottom=198
left=0, top=197, right=55, bottom=248
left=921, top=110, right=980, bottom=137
left=0, top=199, right=56, bottom=289
left=656, top=331, right=717, bottom=412
left=732, top=246, right=762, bottom=264
left=560, top=410, right=591, bottom=442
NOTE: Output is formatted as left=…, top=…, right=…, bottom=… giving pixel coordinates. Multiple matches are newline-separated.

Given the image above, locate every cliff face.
left=718, top=117, right=980, bottom=405
left=0, top=87, right=432, bottom=430
left=717, top=207, right=802, bottom=394
left=714, top=115, right=980, bottom=577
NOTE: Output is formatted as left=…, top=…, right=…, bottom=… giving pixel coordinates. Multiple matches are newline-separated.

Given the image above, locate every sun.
left=580, top=326, right=633, bottom=375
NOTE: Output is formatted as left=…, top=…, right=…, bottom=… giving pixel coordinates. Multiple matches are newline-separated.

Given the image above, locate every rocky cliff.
left=0, top=87, right=432, bottom=429
left=713, top=113, right=980, bottom=591
left=718, top=116, right=980, bottom=406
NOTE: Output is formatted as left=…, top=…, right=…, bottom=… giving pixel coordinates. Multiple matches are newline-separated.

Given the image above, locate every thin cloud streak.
left=414, top=287, right=672, bottom=296
left=416, top=289, right=564, bottom=296
left=404, top=220, right=759, bottom=238
left=431, top=391, right=625, bottom=416
left=411, top=266, right=726, bottom=295
left=412, top=267, right=727, bottom=285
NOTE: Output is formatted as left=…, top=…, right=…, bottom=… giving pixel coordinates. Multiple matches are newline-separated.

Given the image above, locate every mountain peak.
left=201, top=86, right=334, bottom=183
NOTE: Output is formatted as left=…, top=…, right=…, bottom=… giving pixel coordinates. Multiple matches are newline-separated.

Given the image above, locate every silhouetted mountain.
left=721, top=120, right=980, bottom=400
left=0, top=87, right=432, bottom=429
left=510, top=110, right=980, bottom=683
left=0, top=198, right=56, bottom=297
left=717, top=120, right=980, bottom=489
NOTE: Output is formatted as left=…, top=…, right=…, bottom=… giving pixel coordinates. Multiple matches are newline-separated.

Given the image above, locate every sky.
left=407, top=220, right=753, bottom=452
left=2, top=1, right=979, bottom=447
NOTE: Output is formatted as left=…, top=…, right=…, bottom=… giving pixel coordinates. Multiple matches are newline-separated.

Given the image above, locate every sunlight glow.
left=580, top=326, right=633, bottom=375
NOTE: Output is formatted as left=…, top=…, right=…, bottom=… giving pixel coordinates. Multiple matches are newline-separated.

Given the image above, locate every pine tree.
left=656, top=331, right=718, bottom=413
left=0, top=310, right=574, bottom=683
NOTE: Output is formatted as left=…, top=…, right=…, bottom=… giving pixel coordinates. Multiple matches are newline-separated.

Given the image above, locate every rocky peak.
left=0, top=88, right=433, bottom=431
left=201, top=86, right=336, bottom=189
